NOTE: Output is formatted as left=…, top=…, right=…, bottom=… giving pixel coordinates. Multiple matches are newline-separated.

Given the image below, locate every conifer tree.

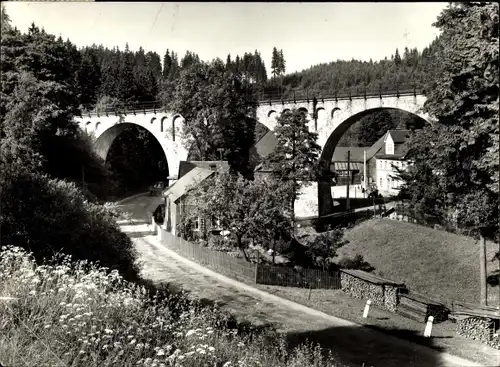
left=271, top=47, right=279, bottom=79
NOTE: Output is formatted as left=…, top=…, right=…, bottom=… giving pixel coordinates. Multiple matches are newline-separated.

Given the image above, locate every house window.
left=209, top=164, right=217, bottom=171
left=387, top=143, right=394, bottom=155
left=194, top=218, right=199, bottom=231
left=379, top=177, right=383, bottom=187
left=388, top=178, right=391, bottom=188
left=200, top=217, right=206, bottom=232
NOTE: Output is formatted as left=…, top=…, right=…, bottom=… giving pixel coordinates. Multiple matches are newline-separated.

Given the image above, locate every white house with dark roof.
left=373, top=130, right=411, bottom=196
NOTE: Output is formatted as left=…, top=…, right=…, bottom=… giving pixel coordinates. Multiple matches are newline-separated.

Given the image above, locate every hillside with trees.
left=72, top=38, right=444, bottom=111
left=0, top=12, right=140, bottom=280
left=269, top=41, right=443, bottom=99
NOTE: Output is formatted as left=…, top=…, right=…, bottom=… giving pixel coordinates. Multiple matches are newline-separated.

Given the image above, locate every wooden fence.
left=161, top=229, right=257, bottom=283
left=159, top=227, right=341, bottom=289
left=256, top=264, right=341, bottom=289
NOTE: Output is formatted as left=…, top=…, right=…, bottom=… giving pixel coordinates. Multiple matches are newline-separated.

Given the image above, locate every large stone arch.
left=318, top=107, right=429, bottom=216
left=94, top=122, right=171, bottom=177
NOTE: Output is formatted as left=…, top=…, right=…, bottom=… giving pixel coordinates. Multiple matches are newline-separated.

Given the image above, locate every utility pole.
left=363, top=150, right=367, bottom=198
left=346, top=150, right=350, bottom=211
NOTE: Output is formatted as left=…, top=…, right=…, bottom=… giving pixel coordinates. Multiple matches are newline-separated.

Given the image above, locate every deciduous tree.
left=399, top=2, right=499, bottom=305
left=167, top=60, right=258, bottom=178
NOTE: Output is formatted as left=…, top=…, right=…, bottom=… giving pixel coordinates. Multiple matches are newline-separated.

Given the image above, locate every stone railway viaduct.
left=75, top=91, right=429, bottom=217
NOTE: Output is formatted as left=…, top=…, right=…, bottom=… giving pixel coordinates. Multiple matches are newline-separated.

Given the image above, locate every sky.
left=4, top=2, right=447, bottom=75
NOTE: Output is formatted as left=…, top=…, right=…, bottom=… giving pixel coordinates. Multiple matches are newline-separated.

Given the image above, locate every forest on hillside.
left=72, top=37, right=442, bottom=111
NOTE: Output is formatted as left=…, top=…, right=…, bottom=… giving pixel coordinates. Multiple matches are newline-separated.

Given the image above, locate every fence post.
left=424, top=316, right=434, bottom=337
left=254, top=252, right=260, bottom=283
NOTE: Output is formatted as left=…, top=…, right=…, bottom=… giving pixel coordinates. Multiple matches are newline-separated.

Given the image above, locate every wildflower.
left=104, top=328, right=113, bottom=334
left=223, top=363, right=232, bottom=367
left=102, top=344, right=109, bottom=350
left=156, top=349, right=165, bottom=356
left=185, top=330, right=196, bottom=337
left=237, top=342, right=245, bottom=347
left=79, top=350, right=85, bottom=354
left=29, top=290, right=36, bottom=295
left=44, top=324, right=51, bottom=329
left=208, top=346, right=215, bottom=352
left=129, top=339, right=136, bottom=345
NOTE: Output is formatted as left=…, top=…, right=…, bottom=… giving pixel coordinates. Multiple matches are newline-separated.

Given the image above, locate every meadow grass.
left=337, top=218, right=499, bottom=306
left=0, top=245, right=342, bottom=367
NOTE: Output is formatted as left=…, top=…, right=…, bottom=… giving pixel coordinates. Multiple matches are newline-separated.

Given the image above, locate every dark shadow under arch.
left=318, top=107, right=429, bottom=216
left=298, top=107, right=308, bottom=116
left=94, top=123, right=169, bottom=179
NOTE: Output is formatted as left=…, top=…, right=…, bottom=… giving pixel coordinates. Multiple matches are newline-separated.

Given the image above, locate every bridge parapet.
left=79, top=86, right=423, bottom=117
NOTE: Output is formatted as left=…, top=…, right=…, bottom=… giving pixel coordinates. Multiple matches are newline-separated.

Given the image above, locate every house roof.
left=252, top=130, right=278, bottom=159
left=162, top=167, right=215, bottom=202
left=366, top=133, right=387, bottom=159
left=331, top=147, right=366, bottom=162
left=388, top=129, right=411, bottom=143
left=178, top=160, right=229, bottom=179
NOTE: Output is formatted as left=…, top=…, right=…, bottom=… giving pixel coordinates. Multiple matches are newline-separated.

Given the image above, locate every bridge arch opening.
left=95, top=121, right=101, bottom=131
left=267, top=110, right=277, bottom=118
left=298, top=107, right=308, bottom=116
left=318, top=107, right=428, bottom=216
left=160, top=116, right=168, bottom=133
left=172, top=115, right=183, bottom=142
left=331, top=107, right=341, bottom=119
left=94, top=123, right=170, bottom=188
left=151, top=117, right=156, bottom=124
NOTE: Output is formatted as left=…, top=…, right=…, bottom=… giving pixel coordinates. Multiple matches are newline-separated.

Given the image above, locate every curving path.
left=117, top=194, right=488, bottom=367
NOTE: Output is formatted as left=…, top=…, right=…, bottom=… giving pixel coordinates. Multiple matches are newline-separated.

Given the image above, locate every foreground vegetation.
left=0, top=246, right=341, bottom=367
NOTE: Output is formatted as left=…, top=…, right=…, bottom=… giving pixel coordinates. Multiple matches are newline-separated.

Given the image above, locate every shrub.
left=0, top=246, right=342, bottom=367
left=337, top=254, right=375, bottom=272
left=288, top=230, right=348, bottom=270
left=0, top=171, right=140, bottom=281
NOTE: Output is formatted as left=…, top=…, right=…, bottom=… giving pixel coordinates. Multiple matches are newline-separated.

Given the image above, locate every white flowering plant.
left=0, top=246, right=342, bottom=367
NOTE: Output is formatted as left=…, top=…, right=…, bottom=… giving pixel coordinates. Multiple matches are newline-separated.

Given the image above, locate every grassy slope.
left=336, top=218, right=499, bottom=306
